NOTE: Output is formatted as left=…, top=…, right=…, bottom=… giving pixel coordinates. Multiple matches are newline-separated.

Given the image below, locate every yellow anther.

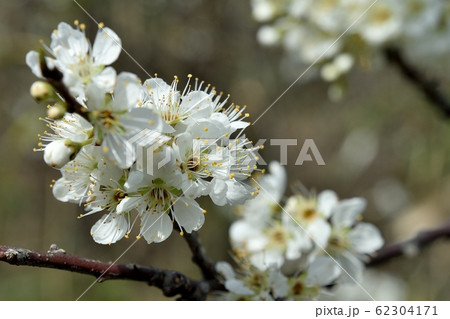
left=98, top=22, right=105, bottom=29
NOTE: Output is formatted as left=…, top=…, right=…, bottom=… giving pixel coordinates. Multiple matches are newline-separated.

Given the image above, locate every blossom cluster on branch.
left=251, top=0, right=450, bottom=93
left=24, top=20, right=396, bottom=301
left=215, top=162, right=384, bottom=300
left=27, top=21, right=260, bottom=245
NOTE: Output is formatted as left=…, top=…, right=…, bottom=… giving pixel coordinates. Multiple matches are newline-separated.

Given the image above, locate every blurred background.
left=0, top=0, right=449, bottom=300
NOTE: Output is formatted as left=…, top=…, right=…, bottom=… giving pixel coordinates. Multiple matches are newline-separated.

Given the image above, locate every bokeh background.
left=0, top=0, right=449, bottom=300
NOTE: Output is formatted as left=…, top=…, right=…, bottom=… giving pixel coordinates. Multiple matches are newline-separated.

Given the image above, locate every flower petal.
left=92, top=27, right=122, bottom=65
left=113, top=72, right=142, bottom=111
left=103, top=132, right=134, bottom=169
left=225, top=279, right=254, bottom=296
left=91, top=213, right=128, bottom=245
left=215, top=261, right=235, bottom=280
left=93, top=66, right=117, bottom=91
left=140, top=211, right=173, bottom=244
left=172, top=197, right=205, bottom=233
left=331, top=197, right=366, bottom=229
left=306, top=256, right=341, bottom=286
left=348, top=223, right=384, bottom=254
left=26, top=51, right=43, bottom=78
left=317, top=190, right=338, bottom=217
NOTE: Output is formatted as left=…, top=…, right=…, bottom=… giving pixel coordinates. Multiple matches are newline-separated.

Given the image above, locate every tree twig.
left=0, top=244, right=224, bottom=300
left=384, top=47, right=450, bottom=117
left=367, top=220, right=450, bottom=266
left=183, top=231, right=220, bottom=281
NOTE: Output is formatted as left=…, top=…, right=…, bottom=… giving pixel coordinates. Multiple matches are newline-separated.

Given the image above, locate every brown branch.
left=367, top=220, right=450, bottom=266
left=183, top=231, right=220, bottom=281
left=0, top=244, right=224, bottom=300
left=384, top=47, right=450, bottom=117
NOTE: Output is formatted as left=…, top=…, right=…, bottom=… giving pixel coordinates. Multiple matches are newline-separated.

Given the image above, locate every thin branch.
left=384, top=47, right=450, bottom=117
left=183, top=231, right=220, bottom=281
left=0, top=244, right=224, bottom=300
left=367, top=221, right=450, bottom=266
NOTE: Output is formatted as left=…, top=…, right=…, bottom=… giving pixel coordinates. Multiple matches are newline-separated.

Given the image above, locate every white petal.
left=317, top=190, right=338, bottom=217
left=143, top=78, right=172, bottom=104
left=93, top=66, right=117, bottom=91
left=348, top=223, right=384, bottom=254
left=26, top=51, right=43, bottom=78
left=180, top=91, right=212, bottom=115
left=306, top=256, right=341, bottom=286
left=225, top=279, right=254, bottom=296
left=113, top=72, right=142, bottom=111
left=91, top=213, right=128, bottom=245
left=215, top=261, right=235, bottom=280
left=336, top=251, right=364, bottom=284
left=52, top=177, right=72, bottom=202
left=124, top=170, right=145, bottom=191
left=187, top=118, right=227, bottom=139
left=229, top=220, right=261, bottom=244
left=307, top=219, right=331, bottom=248
left=259, top=161, right=287, bottom=201
left=92, top=27, right=122, bottom=65
left=172, top=197, right=205, bottom=233
left=67, top=33, right=89, bottom=56
left=230, top=120, right=249, bottom=131
left=103, top=132, right=134, bottom=169
left=54, top=113, right=93, bottom=142
left=268, top=270, right=289, bottom=299
left=249, top=250, right=283, bottom=271
left=331, top=198, right=367, bottom=229
left=209, top=178, right=228, bottom=206
left=122, top=108, right=174, bottom=133
left=116, top=196, right=142, bottom=214
left=224, top=180, right=253, bottom=205
left=140, top=212, right=173, bottom=244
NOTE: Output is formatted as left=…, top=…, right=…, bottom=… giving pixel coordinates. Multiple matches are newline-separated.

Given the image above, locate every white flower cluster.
left=220, top=162, right=384, bottom=300
left=251, top=0, right=450, bottom=82
left=27, top=22, right=259, bottom=245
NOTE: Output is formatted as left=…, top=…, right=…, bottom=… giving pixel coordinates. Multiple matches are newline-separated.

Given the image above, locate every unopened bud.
left=47, top=103, right=66, bottom=120
left=30, top=81, right=54, bottom=102
left=43, top=140, right=75, bottom=168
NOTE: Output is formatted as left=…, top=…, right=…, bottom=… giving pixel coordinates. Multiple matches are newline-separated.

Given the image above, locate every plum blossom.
left=28, top=21, right=258, bottom=245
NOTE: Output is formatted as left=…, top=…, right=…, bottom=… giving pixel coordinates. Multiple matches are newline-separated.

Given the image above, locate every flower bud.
left=30, top=81, right=54, bottom=102
left=44, top=140, right=75, bottom=168
left=47, top=103, right=66, bottom=120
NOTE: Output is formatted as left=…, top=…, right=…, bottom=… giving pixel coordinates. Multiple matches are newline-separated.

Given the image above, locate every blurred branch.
left=384, top=47, right=450, bottom=117
left=368, top=220, right=450, bottom=266
left=183, top=230, right=220, bottom=281
left=0, top=244, right=224, bottom=300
